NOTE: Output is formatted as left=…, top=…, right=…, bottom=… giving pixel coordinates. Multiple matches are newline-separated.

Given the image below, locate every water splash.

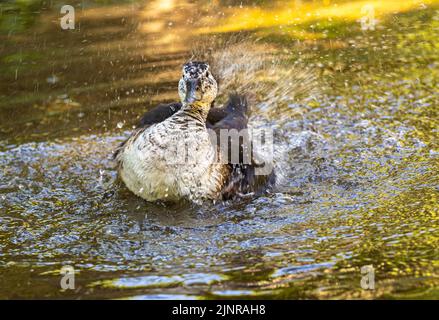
left=192, top=39, right=319, bottom=109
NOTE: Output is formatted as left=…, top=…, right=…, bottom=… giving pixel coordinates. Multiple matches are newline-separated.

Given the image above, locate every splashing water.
left=193, top=40, right=320, bottom=108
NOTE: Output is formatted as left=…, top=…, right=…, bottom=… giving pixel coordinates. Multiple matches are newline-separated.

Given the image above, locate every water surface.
left=0, top=0, right=438, bottom=299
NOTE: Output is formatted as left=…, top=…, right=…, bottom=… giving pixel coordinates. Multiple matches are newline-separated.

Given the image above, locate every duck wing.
left=210, top=94, right=276, bottom=199
left=138, top=102, right=183, bottom=128
left=137, top=100, right=232, bottom=128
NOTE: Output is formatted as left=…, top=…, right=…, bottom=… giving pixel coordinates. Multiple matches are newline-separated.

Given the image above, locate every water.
left=0, top=0, right=438, bottom=299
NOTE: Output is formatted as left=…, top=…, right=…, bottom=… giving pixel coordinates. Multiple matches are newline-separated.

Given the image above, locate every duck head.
left=178, top=61, right=218, bottom=107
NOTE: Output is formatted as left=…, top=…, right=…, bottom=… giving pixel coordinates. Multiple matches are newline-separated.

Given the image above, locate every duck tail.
left=225, top=93, right=250, bottom=115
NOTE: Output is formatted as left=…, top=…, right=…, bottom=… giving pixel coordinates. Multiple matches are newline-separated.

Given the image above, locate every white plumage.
left=116, top=110, right=226, bottom=202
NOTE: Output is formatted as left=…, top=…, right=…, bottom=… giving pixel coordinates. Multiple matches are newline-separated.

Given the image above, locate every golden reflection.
left=138, top=0, right=195, bottom=53
left=197, top=0, right=439, bottom=39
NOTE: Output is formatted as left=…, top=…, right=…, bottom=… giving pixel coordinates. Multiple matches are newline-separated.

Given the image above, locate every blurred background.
left=0, top=1, right=438, bottom=299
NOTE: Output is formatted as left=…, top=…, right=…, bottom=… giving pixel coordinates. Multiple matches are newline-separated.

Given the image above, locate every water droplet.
left=46, top=75, right=59, bottom=84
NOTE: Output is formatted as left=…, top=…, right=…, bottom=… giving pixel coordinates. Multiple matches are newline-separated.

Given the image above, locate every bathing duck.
left=114, top=61, right=275, bottom=202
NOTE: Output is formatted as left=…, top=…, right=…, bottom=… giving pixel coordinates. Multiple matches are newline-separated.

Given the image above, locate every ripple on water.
left=0, top=96, right=436, bottom=298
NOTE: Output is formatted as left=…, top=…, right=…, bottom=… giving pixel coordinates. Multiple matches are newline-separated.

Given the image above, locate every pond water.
left=0, top=0, right=438, bottom=299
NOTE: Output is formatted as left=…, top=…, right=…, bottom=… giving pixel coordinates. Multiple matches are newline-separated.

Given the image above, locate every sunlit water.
left=0, top=0, right=438, bottom=299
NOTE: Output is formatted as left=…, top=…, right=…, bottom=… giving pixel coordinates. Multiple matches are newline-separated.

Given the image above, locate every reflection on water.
left=197, top=0, right=437, bottom=37
left=0, top=0, right=438, bottom=299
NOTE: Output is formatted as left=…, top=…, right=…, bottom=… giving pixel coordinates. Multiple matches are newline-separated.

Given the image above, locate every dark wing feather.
left=209, top=94, right=249, bottom=129
left=211, top=94, right=276, bottom=199
left=138, top=102, right=183, bottom=128
left=138, top=100, right=227, bottom=128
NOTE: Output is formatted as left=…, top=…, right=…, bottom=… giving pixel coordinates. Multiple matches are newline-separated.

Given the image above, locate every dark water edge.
left=0, top=1, right=438, bottom=299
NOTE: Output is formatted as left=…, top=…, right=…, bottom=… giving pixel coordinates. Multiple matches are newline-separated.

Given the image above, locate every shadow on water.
left=0, top=0, right=438, bottom=299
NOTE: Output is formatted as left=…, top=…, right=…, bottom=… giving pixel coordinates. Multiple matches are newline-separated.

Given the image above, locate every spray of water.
left=191, top=38, right=320, bottom=113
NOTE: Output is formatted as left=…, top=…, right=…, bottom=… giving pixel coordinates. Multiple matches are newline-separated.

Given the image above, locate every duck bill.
left=184, top=79, right=201, bottom=104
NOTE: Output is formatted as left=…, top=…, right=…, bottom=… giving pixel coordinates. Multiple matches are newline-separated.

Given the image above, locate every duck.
left=114, top=61, right=276, bottom=202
